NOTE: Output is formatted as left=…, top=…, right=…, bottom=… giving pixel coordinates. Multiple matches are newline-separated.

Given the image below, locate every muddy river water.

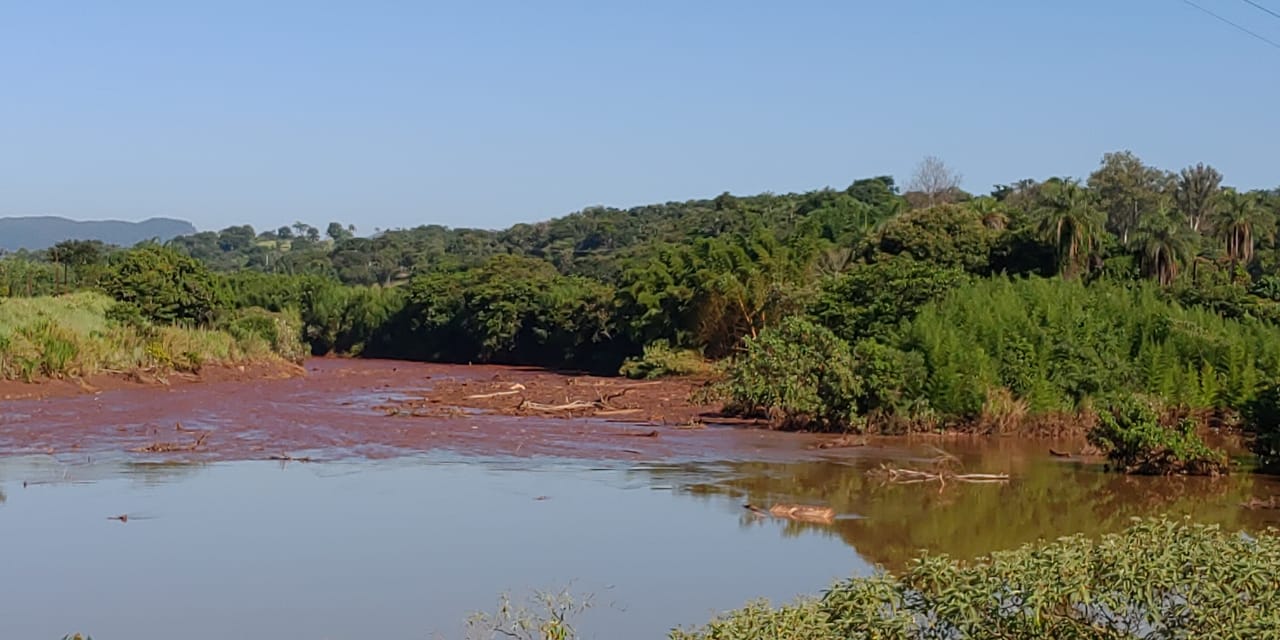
left=2, top=360, right=1279, bottom=639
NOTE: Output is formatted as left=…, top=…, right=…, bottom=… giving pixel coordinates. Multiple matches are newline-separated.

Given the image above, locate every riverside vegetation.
left=5, top=152, right=1280, bottom=472
left=15, top=154, right=1280, bottom=639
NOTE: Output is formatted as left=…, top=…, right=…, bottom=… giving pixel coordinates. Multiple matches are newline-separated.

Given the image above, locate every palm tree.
left=1132, top=206, right=1197, bottom=286
left=1175, top=163, right=1222, bottom=234
left=1214, top=189, right=1274, bottom=266
left=1032, top=180, right=1105, bottom=278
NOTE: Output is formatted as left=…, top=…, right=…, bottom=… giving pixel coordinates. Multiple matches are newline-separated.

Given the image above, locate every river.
left=1, top=360, right=1277, bottom=639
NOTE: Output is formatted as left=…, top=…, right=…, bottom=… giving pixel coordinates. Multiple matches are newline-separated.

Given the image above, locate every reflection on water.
left=642, top=440, right=1280, bottom=569
left=1, top=443, right=1278, bottom=639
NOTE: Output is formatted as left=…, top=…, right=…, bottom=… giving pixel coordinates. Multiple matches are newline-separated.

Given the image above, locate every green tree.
left=1088, top=150, right=1173, bottom=247
left=1214, top=188, right=1273, bottom=266
left=1175, top=163, right=1222, bottom=234
left=1132, top=204, right=1197, bottom=286
left=1031, top=179, right=1105, bottom=278
left=102, top=244, right=224, bottom=325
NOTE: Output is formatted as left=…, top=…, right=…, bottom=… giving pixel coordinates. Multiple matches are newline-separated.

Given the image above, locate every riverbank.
left=0, top=358, right=1086, bottom=464
left=0, top=359, right=307, bottom=401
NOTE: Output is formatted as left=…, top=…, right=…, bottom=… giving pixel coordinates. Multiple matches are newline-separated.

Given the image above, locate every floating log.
left=1049, top=449, right=1071, bottom=458
left=744, top=503, right=836, bottom=525
left=876, top=465, right=1009, bottom=485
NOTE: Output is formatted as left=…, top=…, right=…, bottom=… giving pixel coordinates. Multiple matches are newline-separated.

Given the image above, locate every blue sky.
left=2, top=0, right=1278, bottom=232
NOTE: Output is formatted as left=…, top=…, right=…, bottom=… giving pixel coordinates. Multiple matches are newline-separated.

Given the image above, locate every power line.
left=1183, top=0, right=1280, bottom=49
left=1240, top=0, right=1280, bottom=21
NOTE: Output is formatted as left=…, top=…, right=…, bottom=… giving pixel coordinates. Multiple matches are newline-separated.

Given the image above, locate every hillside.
left=0, top=216, right=196, bottom=251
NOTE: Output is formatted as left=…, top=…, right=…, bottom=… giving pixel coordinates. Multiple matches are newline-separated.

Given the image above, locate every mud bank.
left=0, top=359, right=946, bottom=464
left=0, top=360, right=307, bottom=401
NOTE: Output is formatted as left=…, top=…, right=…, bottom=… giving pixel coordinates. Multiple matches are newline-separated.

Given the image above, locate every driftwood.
left=744, top=503, right=836, bottom=525
left=521, top=400, right=601, bottom=412
left=131, top=432, right=208, bottom=453
left=268, top=454, right=313, bottom=462
left=466, top=383, right=526, bottom=399
left=614, top=430, right=659, bottom=438
left=1049, top=448, right=1071, bottom=458
left=1243, top=496, right=1280, bottom=510
left=814, top=435, right=868, bottom=450
left=875, top=465, right=1009, bottom=485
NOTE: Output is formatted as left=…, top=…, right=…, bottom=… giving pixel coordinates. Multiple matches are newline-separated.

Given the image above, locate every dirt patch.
left=0, top=360, right=306, bottom=401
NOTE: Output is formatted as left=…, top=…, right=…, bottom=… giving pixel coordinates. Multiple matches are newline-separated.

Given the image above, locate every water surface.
left=2, top=448, right=1278, bottom=640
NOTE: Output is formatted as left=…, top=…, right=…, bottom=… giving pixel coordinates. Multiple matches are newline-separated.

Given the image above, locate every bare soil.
left=0, top=359, right=894, bottom=464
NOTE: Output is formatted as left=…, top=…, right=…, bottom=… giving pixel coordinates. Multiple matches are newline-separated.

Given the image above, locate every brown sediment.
left=0, top=359, right=1097, bottom=465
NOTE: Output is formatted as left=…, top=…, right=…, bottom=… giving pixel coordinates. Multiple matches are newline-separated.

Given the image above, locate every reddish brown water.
left=3, top=359, right=1279, bottom=639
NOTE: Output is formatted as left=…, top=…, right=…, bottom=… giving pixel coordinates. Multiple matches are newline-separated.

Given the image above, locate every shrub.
left=1087, top=394, right=1227, bottom=476
left=1245, top=382, right=1280, bottom=473
left=674, top=518, right=1280, bottom=639
left=101, top=244, right=223, bottom=326
left=619, top=342, right=714, bottom=379
left=723, top=317, right=862, bottom=432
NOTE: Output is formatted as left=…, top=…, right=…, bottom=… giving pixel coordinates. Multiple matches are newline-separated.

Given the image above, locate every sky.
left=1, top=1, right=1278, bottom=233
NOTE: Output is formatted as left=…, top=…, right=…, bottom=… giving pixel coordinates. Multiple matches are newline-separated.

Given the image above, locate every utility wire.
left=1182, top=0, right=1280, bottom=49
left=1240, top=0, right=1280, bottom=21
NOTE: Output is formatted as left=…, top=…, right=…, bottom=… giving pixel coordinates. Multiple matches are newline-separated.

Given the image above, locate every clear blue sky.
left=2, top=1, right=1278, bottom=232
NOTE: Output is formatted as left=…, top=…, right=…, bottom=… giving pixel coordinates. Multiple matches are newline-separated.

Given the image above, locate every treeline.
left=6, top=151, right=1280, bottom=466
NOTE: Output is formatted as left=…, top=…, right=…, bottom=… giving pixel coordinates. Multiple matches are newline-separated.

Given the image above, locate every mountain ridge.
left=0, top=216, right=197, bottom=251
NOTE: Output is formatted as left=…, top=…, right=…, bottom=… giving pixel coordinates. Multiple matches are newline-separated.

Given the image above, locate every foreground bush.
left=723, top=317, right=862, bottom=431
left=1088, top=394, right=1228, bottom=475
left=673, top=518, right=1280, bottom=639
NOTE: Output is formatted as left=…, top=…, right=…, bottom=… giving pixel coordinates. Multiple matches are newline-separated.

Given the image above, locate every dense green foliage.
left=672, top=518, right=1280, bottom=639
left=7, top=151, right=1280, bottom=466
left=723, top=318, right=863, bottom=431
left=1088, top=395, right=1227, bottom=475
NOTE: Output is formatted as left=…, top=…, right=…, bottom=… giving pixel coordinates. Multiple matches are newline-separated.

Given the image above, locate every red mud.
left=0, top=359, right=904, bottom=464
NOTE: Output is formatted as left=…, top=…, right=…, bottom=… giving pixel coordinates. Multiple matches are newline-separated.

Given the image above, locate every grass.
left=0, top=291, right=298, bottom=381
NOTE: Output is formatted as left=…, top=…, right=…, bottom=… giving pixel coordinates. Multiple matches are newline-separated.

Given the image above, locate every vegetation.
left=1087, top=395, right=1228, bottom=476
left=671, top=518, right=1280, bottom=639
left=7, top=151, right=1280, bottom=470
left=0, top=292, right=301, bottom=381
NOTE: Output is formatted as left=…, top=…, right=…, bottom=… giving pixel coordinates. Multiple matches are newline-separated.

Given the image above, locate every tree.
left=276, top=226, right=294, bottom=240
left=1214, top=188, right=1274, bottom=266
left=102, top=244, right=224, bottom=325
left=1132, top=204, right=1197, bottom=286
left=1088, top=151, right=1173, bottom=247
left=906, top=156, right=962, bottom=207
left=326, top=222, right=355, bottom=242
left=1175, top=163, right=1222, bottom=234
left=1032, top=179, right=1105, bottom=278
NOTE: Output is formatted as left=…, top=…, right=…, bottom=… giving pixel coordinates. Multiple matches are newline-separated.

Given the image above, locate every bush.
left=1245, top=382, right=1280, bottom=473
left=102, top=244, right=223, bottom=326
left=674, top=518, right=1280, bottom=639
left=723, top=317, right=862, bottom=432
left=221, top=307, right=307, bottom=363
left=1087, top=394, right=1227, bottom=476
left=619, top=342, right=714, bottom=379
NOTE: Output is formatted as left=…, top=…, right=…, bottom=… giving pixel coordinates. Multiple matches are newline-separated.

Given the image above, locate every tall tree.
left=1032, top=179, right=1105, bottom=278
left=1175, top=163, right=1223, bottom=234
left=1214, top=189, right=1274, bottom=266
left=1132, top=204, right=1197, bottom=286
left=907, top=156, right=962, bottom=207
left=1087, top=151, right=1174, bottom=247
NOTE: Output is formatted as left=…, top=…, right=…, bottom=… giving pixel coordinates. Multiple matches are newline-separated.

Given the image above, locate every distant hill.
left=0, top=216, right=197, bottom=252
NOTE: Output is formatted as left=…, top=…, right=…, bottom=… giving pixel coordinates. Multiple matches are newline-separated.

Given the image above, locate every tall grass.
left=896, top=277, right=1280, bottom=419
left=0, top=292, right=297, bottom=381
